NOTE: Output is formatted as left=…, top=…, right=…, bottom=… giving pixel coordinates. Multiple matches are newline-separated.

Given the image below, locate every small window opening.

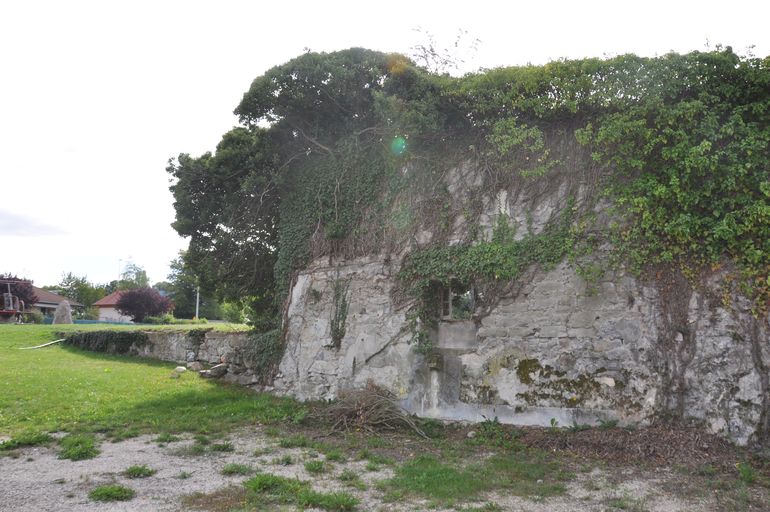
left=437, top=281, right=475, bottom=320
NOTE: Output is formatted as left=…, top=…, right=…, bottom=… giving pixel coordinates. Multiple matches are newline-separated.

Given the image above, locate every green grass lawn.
left=0, top=324, right=303, bottom=440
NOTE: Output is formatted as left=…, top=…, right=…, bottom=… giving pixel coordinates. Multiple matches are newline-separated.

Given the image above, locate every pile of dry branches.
left=310, top=381, right=428, bottom=438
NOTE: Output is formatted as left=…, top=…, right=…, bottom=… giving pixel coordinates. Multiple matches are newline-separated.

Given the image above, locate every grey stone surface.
left=278, top=254, right=768, bottom=446
left=51, top=301, right=72, bottom=324
left=272, top=162, right=770, bottom=447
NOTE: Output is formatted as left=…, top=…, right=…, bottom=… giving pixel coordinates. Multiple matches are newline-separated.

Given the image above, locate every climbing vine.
left=399, top=207, right=577, bottom=353
left=330, top=276, right=350, bottom=348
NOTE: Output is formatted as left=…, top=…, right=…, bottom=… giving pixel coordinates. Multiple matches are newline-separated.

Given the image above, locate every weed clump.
left=0, top=431, right=52, bottom=451
left=304, top=460, right=327, bottom=474
left=244, top=473, right=358, bottom=511
left=124, top=464, right=156, bottom=478
left=211, top=442, right=235, bottom=452
left=222, top=463, right=255, bottom=476
left=59, top=434, right=99, bottom=461
left=89, top=484, right=135, bottom=502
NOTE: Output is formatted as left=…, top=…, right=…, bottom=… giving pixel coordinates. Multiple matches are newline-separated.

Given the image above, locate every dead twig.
left=309, top=381, right=428, bottom=439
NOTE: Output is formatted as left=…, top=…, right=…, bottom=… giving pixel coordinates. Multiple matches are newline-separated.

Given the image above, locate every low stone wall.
left=65, top=328, right=262, bottom=387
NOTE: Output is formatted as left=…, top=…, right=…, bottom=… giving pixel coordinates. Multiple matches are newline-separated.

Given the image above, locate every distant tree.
left=116, top=287, right=173, bottom=323
left=0, top=274, right=38, bottom=309
left=117, top=263, right=150, bottom=290
left=44, top=273, right=106, bottom=307
left=163, top=253, right=221, bottom=319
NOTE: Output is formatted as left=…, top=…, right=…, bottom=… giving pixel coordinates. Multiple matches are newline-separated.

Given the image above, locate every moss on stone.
left=516, top=358, right=543, bottom=385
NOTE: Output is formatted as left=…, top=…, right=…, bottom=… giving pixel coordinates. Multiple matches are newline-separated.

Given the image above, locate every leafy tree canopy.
left=44, top=273, right=106, bottom=307
left=117, top=263, right=150, bottom=290
left=169, top=46, right=770, bottom=316
left=161, top=252, right=221, bottom=319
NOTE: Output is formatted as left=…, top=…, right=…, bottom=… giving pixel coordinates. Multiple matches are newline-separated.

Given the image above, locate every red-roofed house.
left=31, top=286, right=83, bottom=317
left=93, top=291, right=132, bottom=323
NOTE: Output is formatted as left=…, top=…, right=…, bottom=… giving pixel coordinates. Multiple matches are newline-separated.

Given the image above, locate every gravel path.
left=0, top=427, right=736, bottom=511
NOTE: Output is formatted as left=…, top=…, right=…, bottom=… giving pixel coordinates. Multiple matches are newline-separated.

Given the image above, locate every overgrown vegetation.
left=63, top=330, right=149, bottom=355
left=241, top=328, right=283, bottom=384
left=399, top=208, right=576, bottom=352
left=169, top=46, right=770, bottom=365
left=243, top=473, right=359, bottom=511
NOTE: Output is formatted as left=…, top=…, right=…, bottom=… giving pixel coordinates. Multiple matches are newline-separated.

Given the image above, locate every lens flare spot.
left=390, top=136, right=407, bottom=156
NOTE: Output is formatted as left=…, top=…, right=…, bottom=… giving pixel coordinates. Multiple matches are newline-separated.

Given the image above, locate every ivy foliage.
left=400, top=209, right=575, bottom=297
left=399, top=210, right=576, bottom=353
left=169, top=46, right=770, bottom=325
left=576, top=50, right=770, bottom=308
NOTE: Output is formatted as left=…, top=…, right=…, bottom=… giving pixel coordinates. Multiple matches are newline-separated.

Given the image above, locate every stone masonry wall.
left=135, top=329, right=263, bottom=386
left=277, top=256, right=768, bottom=446
left=274, top=161, right=770, bottom=447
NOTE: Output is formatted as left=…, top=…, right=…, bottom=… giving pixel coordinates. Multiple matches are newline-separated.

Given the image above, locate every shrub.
left=143, top=314, right=208, bottom=325
left=142, top=313, right=176, bottom=324
left=221, top=301, right=245, bottom=323
left=89, top=484, right=135, bottom=502
left=24, top=310, right=45, bottom=324
left=124, top=465, right=156, bottom=478
left=116, top=287, right=173, bottom=323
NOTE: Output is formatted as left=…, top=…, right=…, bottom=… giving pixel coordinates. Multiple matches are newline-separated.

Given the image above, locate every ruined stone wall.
left=135, top=329, right=263, bottom=386
left=276, top=255, right=768, bottom=446
left=275, top=163, right=770, bottom=447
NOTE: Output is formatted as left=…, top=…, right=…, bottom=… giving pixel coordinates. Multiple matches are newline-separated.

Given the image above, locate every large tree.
left=117, top=263, right=150, bottom=290
left=168, top=49, right=446, bottom=320
left=168, top=125, right=280, bottom=319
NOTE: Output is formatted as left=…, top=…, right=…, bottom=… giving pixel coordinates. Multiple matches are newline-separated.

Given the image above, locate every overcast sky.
left=1, top=0, right=768, bottom=287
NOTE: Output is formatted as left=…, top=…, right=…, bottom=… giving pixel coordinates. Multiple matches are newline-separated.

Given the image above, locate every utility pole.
left=195, top=285, right=200, bottom=320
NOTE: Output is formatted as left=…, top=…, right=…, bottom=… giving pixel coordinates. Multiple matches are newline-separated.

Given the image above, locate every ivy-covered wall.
left=169, top=46, right=770, bottom=446
left=275, top=157, right=769, bottom=448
